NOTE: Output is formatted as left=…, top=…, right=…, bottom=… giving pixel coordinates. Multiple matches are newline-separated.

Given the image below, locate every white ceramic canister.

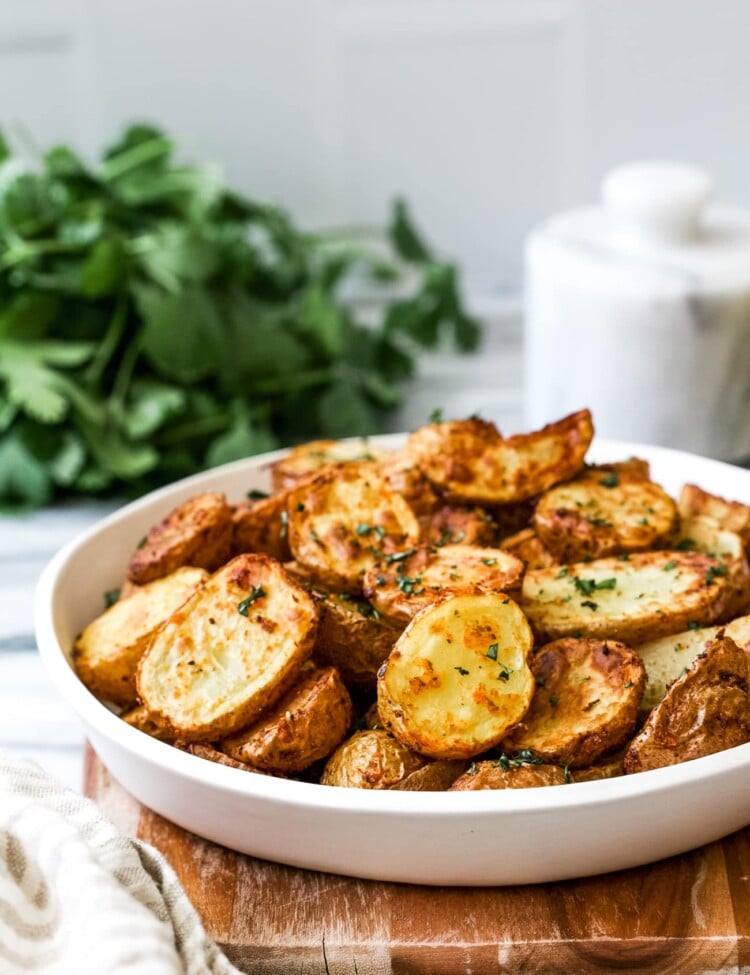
left=524, top=161, right=750, bottom=460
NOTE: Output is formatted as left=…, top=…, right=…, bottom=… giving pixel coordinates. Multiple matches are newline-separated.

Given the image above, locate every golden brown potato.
left=73, top=567, right=209, bottom=706
left=287, top=463, right=420, bottom=591
left=313, top=591, right=400, bottom=688
left=222, top=665, right=352, bottom=773
left=503, top=638, right=645, bottom=768
left=584, top=458, right=651, bottom=481
left=521, top=551, right=732, bottom=645
left=635, top=614, right=750, bottom=711
left=127, top=492, right=233, bottom=584
left=449, top=761, right=568, bottom=790
left=533, top=473, right=677, bottom=562
left=320, top=729, right=425, bottom=788
left=419, top=505, right=497, bottom=548
left=679, top=484, right=750, bottom=548
left=378, top=449, right=440, bottom=516
left=499, top=528, right=559, bottom=571
left=137, top=554, right=318, bottom=741
left=271, top=438, right=388, bottom=491
left=121, top=704, right=176, bottom=742
left=364, top=545, right=524, bottom=626
left=362, top=700, right=383, bottom=730
left=405, top=409, right=593, bottom=504
left=674, top=516, right=750, bottom=621
left=624, top=635, right=750, bottom=773
left=231, top=492, right=292, bottom=562
left=175, top=741, right=270, bottom=773
left=391, top=759, right=470, bottom=791
left=377, top=593, right=535, bottom=760
left=569, top=752, right=625, bottom=783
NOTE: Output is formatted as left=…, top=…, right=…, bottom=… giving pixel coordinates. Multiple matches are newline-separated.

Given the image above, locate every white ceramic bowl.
left=35, top=437, right=750, bottom=886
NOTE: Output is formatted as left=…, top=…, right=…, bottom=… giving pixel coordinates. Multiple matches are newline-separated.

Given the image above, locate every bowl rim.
left=35, top=435, right=750, bottom=818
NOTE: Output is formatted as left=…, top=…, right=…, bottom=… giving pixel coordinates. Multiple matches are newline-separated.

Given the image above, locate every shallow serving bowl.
left=35, top=436, right=750, bottom=886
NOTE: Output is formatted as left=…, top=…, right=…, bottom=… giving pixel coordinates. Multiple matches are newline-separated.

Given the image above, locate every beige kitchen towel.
left=0, top=750, right=241, bottom=975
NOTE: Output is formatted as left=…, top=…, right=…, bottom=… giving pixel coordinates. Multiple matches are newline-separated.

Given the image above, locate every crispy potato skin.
left=503, top=638, right=645, bottom=768
left=121, top=704, right=176, bottom=742
left=377, top=593, right=535, bottom=760
left=569, top=752, right=625, bottom=783
left=364, top=545, right=524, bottom=626
left=636, top=614, right=750, bottom=711
left=419, top=505, right=497, bottom=548
left=679, top=484, right=750, bottom=547
left=320, top=729, right=425, bottom=788
left=522, top=551, right=731, bottom=645
left=128, top=492, right=233, bottom=584
left=624, top=636, right=750, bottom=773
left=73, top=567, right=208, bottom=706
left=222, top=665, right=352, bottom=773
left=499, top=528, right=558, bottom=571
left=313, top=591, right=399, bottom=688
left=391, top=760, right=470, bottom=791
left=175, top=741, right=269, bottom=773
left=533, top=474, right=677, bottom=562
left=271, top=439, right=388, bottom=492
left=378, top=450, right=440, bottom=516
left=449, top=762, right=567, bottom=790
left=232, top=493, right=292, bottom=562
left=137, top=554, right=318, bottom=741
left=406, top=410, right=593, bottom=504
left=287, top=464, right=420, bottom=591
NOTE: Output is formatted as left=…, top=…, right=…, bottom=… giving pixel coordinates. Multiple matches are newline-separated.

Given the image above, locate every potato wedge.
left=503, top=638, right=645, bottom=768
left=364, top=545, right=524, bottom=625
left=137, top=554, right=318, bottom=740
left=679, top=484, right=750, bottom=547
left=636, top=614, right=750, bottom=711
left=390, top=759, right=469, bottom=791
left=377, top=593, right=535, bottom=759
left=231, top=492, right=292, bottom=562
left=569, top=752, right=625, bottom=783
left=320, top=729, right=425, bottom=789
left=406, top=409, right=593, bottom=504
left=222, top=665, right=352, bottom=773
left=499, top=528, right=558, bottom=571
left=522, top=551, right=731, bottom=645
left=287, top=464, right=420, bottom=591
left=624, top=635, right=750, bottom=773
left=419, top=505, right=497, bottom=548
left=121, top=704, right=176, bottom=742
left=127, top=492, right=233, bottom=584
left=271, top=438, right=388, bottom=491
left=449, top=761, right=567, bottom=790
left=533, top=473, right=677, bottom=562
left=313, top=591, right=399, bottom=688
left=73, top=567, right=209, bottom=706
left=675, top=516, right=750, bottom=621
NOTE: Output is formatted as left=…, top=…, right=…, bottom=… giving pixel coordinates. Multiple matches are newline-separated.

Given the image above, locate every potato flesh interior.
left=379, top=594, right=534, bottom=758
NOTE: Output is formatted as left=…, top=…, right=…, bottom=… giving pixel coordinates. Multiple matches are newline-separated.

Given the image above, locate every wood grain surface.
left=84, top=746, right=750, bottom=975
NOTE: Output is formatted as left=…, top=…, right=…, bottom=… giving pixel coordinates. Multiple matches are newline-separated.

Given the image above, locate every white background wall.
left=2, top=0, right=749, bottom=301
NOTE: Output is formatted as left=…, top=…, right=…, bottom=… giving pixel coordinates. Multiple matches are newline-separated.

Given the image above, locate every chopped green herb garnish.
left=238, top=586, right=266, bottom=616
left=497, top=663, right=513, bottom=681
left=384, top=549, right=416, bottom=564
left=295, top=502, right=305, bottom=512
left=454, top=666, right=470, bottom=676
left=687, top=620, right=701, bottom=630
left=355, top=523, right=372, bottom=536
left=705, top=564, right=729, bottom=585
left=581, top=599, right=598, bottom=611
left=599, top=473, right=620, bottom=488
left=563, top=764, right=571, bottom=784
left=246, top=488, right=269, bottom=500
left=638, top=517, right=649, bottom=526
left=429, top=407, right=444, bottom=423
left=587, top=516, right=612, bottom=528
left=578, top=675, right=591, bottom=683
left=486, top=643, right=499, bottom=661
left=549, top=696, right=559, bottom=707
left=536, top=677, right=546, bottom=688
left=624, top=680, right=633, bottom=688
left=573, top=576, right=616, bottom=596
left=468, top=761, right=478, bottom=775
left=309, top=528, right=321, bottom=543
left=136, top=535, right=147, bottom=550
left=556, top=567, right=569, bottom=579
left=663, top=560, right=677, bottom=571
left=493, top=750, right=543, bottom=771
left=676, top=538, right=697, bottom=551
left=482, top=558, right=497, bottom=567
left=396, top=574, right=423, bottom=595
left=618, top=552, right=631, bottom=561
left=103, top=588, right=121, bottom=608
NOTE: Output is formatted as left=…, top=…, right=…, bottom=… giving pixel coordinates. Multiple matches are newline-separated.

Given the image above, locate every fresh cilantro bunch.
left=0, top=124, right=479, bottom=510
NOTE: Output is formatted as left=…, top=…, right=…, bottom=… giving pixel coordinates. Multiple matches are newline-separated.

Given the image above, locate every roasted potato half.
left=377, top=593, right=535, bottom=760
left=522, top=551, right=731, bottom=645
left=636, top=614, right=750, bottom=711
left=137, top=554, right=318, bottom=740
left=679, top=484, right=750, bottom=547
left=584, top=458, right=651, bottom=481
left=271, top=438, right=388, bottom=491
left=675, top=516, right=750, bottom=621
left=287, top=463, right=420, bottom=591
left=449, top=761, right=568, bottom=790
left=390, top=759, right=469, bottom=791
left=503, top=638, right=645, bottom=768
left=378, top=449, right=440, bottom=516
left=121, top=704, right=176, bottom=742
left=73, top=567, right=208, bottom=706
left=499, top=528, right=558, bottom=571
left=232, top=491, right=292, bottom=562
left=127, top=491, right=233, bottom=585
left=569, top=752, right=625, bottom=783
left=418, top=505, right=497, bottom=548
left=320, top=729, right=425, bottom=789
left=533, top=473, right=677, bottom=562
left=624, top=635, right=750, bottom=774
left=406, top=409, right=593, bottom=504
left=222, top=665, right=352, bottom=773
left=364, top=545, right=524, bottom=626
left=313, top=591, right=399, bottom=688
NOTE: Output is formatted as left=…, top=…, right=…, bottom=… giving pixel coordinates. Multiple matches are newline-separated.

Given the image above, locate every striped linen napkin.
left=0, top=750, right=241, bottom=975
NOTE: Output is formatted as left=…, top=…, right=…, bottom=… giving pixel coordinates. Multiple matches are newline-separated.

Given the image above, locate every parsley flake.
left=454, top=666, right=470, bottom=676
left=599, top=473, right=620, bottom=488
left=486, top=643, right=499, bottom=661
left=238, top=586, right=266, bottom=616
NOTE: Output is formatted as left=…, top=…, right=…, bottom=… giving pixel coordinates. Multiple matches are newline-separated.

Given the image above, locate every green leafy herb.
left=246, top=489, right=269, bottom=500
left=555, top=567, right=568, bottom=579
left=663, top=560, right=677, bottom=571
left=482, top=557, right=497, bottom=567
left=497, top=663, right=513, bottom=681
left=238, top=585, right=266, bottom=616
left=486, top=643, right=499, bottom=661
left=493, top=750, right=543, bottom=772
left=572, top=576, right=616, bottom=597
left=581, top=599, right=598, bottom=611
left=676, top=538, right=697, bottom=551
left=0, top=125, right=480, bottom=511
left=103, top=587, right=121, bottom=608
left=428, top=407, right=443, bottom=423
left=705, top=564, right=729, bottom=585
left=384, top=548, right=416, bottom=564
left=687, top=620, right=701, bottom=630
left=599, top=472, right=619, bottom=488
left=454, top=666, right=469, bottom=676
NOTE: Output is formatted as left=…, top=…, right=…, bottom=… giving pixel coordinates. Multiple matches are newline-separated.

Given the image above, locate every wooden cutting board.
left=85, top=746, right=750, bottom=974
